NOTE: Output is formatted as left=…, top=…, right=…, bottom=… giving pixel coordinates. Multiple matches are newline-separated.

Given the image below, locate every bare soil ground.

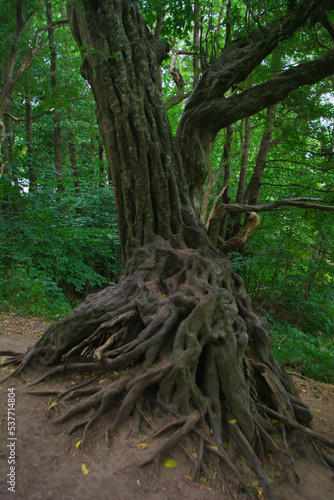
left=0, top=312, right=333, bottom=500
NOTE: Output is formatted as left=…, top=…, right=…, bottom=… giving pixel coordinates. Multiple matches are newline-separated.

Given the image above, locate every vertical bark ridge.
left=68, top=0, right=197, bottom=272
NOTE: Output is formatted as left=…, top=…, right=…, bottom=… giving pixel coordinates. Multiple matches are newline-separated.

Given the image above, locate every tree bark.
left=67, top=0, right=201, bottom=273
left=237, top=117, right=251, bottom=205
left=246, top=107, right=276, bottom=205
left=46, top=0, right=64, bottom=191
left=25, top=82, right=37, bottom=192
left=232, top=116, right=252, bottom=237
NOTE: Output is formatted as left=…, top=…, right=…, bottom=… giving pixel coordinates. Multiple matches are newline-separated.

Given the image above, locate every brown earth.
left=0, top=312, right=333, bottom=500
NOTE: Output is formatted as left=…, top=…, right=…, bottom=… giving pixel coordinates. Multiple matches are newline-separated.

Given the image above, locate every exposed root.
left=153, top=416, right=189, bottom=438
left=319, top=450, right=334, bottom=470
left=135, top=402, right=155, bottom=430
left=54, top=373, right=132, bottom=426
left=256, top=403, right=334, bottom=449
left=1, top=242, right=331, bottom=497
left=229, top=422, right=277, bottom=500
left=207, top=444, right=254, bottom=498
left=211, top=454, right=234, bottom=499
left=0, top=350, right=25, bottom=359
left=24, top=362, right=102, bottom=388
left=142, top=412, right=200, bottom=467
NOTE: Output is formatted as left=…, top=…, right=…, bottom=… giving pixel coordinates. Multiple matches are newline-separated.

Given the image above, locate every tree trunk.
left=26, top=82, right=37, bottom=193
left=192, top=0, right=200, bottom=89
left=245, top=107, right=276, bottom=205
left=46, top=0, right=64, bottom=191
left=232, top=116, right=252, bottom=237
left=13, top=1, right=334, bottom=495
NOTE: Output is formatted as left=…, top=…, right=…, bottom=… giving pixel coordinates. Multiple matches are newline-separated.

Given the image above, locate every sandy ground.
left=0, top=312, right=333, bottom=500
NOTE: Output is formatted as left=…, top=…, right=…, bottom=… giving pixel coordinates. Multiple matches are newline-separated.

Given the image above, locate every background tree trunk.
left=25, top=82, right=37, bottom=193
left=46, top=0, right=64, bottom=191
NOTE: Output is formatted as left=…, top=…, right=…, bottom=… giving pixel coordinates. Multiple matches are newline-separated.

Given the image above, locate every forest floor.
left=0, top=312, right=333, bottom=500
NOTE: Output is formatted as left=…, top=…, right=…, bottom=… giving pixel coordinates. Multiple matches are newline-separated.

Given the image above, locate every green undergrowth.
left=0, top=265, right=73, bottom=321
left=0, top=184, right=121, bottom=321
left=270, top=319, right=334, bottom=384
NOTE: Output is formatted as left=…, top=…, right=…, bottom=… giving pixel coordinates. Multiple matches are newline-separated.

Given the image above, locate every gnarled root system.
left=2, top=242, right=333, bottom=499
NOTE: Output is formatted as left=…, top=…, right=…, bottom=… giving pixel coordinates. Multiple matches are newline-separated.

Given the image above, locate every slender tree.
left=11, top=1, right=334, bottom=496
left=46, top=0, right=64, bottom=190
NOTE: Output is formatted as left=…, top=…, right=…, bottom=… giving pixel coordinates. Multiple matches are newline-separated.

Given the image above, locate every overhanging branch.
left=208, top=198, right=334, bottom=251
left=222, top=198, right=334, bottom=214
left=186, top=47, right=334, bottom=138
left=176, top=0, right=334, bottom=205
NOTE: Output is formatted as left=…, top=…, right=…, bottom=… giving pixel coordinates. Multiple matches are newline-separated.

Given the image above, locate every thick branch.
left=176, top=0, right=334, bottom=209
left=222, top=198, right=334, bottom=214
left=182, top=47, right=334, bottom=140
left=207, top=198, right=333, bottom=250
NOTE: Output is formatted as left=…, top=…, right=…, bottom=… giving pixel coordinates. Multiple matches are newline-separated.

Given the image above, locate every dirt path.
left=0, top=313, right=333, bottom=500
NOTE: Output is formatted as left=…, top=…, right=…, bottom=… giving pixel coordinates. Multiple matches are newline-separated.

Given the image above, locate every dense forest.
left=1, top=0, right=333, bottom=381
left=1, top=2, right=334, bottom=497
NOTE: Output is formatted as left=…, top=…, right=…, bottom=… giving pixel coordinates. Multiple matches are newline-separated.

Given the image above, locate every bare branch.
left=3, top=109, right=55, bottom=122
left=261, top=182, right=334, bottom=194
left=221, top=212, right=261, bottom=252
left=205, top=185, right=228, bottom=228
left=222, top=198, right=334, bottom=214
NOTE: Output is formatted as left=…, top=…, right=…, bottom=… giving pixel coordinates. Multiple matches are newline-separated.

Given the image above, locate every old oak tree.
left=4, top=0, right=334, bottom=497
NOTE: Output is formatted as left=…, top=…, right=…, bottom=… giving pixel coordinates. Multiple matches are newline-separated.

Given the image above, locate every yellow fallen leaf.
left=164, top=459, right=179, bottom=468
left=317, top=409, right=321, bottom=412
left=76, top=440, right=82, bottom=448
left=137, top=442, right=149, bottom=450
left=99, top=379, right=108, bottom=384
left=48, top=402, right=57, bottom=410
left=229, top=419, right=237, bottom=424
left=81, top=463, right=89, bottom=475
left=210, top=445, right=218, bottom=451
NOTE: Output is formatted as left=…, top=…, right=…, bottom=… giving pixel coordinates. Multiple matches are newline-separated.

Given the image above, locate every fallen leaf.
left=164, top=459, right=179, bottom=468
left=76, top=440, right=82, bottom=448
left=81, top=463, right=89, bottom=475
left=229, top=419, right=237, bottom=424
left=48, top=402, right=57, bottom=410
left=137, top=442, right=149, bottom=450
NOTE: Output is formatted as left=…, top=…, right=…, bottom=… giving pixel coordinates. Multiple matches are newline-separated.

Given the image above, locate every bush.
left=0, top=265, right=72, bottom=320
left=0, top=183, right=121, bottom=319
left=270, top=319, right=334, bottom=383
